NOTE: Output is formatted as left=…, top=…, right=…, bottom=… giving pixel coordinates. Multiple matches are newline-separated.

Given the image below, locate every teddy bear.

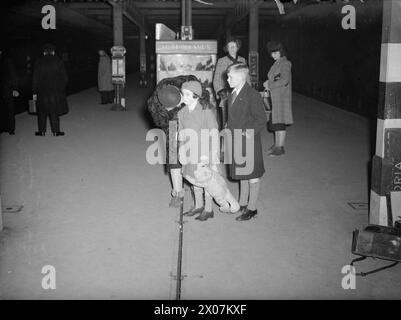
left=193, top=157, right=240, bottom=213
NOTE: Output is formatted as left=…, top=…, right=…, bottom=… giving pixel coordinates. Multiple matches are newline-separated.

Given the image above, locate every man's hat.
left=157, top=85, right=181, bottom=108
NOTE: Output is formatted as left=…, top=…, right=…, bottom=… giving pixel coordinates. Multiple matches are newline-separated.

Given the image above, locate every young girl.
left=178, top=80, right=219, bottom=221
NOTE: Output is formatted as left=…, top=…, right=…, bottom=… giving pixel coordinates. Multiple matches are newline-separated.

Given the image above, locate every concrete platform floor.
left=1, top=74, right=401, bottom=299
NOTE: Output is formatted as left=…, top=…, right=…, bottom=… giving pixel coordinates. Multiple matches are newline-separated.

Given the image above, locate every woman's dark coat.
left=32, top=55, right=69, bottom=116
left=98, top=55, right=113, bottom=91
left=147, top=75, right=198, bottom=172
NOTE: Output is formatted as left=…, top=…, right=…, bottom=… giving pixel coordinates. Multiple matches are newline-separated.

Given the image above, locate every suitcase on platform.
left=28, top=99, right=37, bottom=115
left=350, top=224, right=401, bottom=276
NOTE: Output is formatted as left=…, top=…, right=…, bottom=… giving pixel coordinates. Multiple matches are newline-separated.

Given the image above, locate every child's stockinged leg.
left=239, top=179, right=249, bottom=207
left=204, top=190, right=213, bottom=212
left=247, top=178, right=260, bottom=211
left=193, top=186, right=204, bottom=209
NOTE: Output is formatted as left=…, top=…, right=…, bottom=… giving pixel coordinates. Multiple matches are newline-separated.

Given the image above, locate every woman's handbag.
left=28, top=97, right=37, bottom=115
left=260, top=90, right=271, bottom=121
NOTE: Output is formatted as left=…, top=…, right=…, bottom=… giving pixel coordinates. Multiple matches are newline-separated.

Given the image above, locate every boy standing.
left=226, top=63, right=266, bottom=221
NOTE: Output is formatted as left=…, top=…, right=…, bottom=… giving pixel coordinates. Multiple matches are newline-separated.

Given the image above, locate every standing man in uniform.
left=32, top=43, right=69, bottom=136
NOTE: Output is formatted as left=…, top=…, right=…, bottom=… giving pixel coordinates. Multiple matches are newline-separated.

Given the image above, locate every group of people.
left=0, top=43, right=69, bottom=137
left=2, top=38, right=293, bottom=223
left=0, top=45, right=115, bottom=137
left=148, top=38, right=293, bottom=222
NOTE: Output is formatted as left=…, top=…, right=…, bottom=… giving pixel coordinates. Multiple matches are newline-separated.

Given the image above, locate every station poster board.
left=248, top=51, right=259, bottom=89
left=156, top=40, right=217, bottom=103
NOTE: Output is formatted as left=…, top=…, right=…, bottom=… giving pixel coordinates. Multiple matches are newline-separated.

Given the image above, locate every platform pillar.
left=370, top=0, right=401, bottom=226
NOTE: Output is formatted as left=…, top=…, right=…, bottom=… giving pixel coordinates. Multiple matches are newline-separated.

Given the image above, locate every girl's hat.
left=157, top=85, right=181, bottom=108
left=181, top=80, right=202, bottom=97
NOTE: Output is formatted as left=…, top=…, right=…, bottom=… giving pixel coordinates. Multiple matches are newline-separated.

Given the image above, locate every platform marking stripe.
left=375, top=119, right=401, bottom=157
left=369, top=190, right=388, bottom=226
left=379, top=43, right=401, bottom=83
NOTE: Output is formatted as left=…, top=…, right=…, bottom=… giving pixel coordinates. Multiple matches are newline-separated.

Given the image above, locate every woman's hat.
left=157, top=85, right=181, bottom=108
left=181, top=80, right=202, bottom=97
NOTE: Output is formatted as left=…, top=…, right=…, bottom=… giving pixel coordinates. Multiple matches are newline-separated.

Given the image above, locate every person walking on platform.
left=32, top=43, right=69, bottom=137
left=226, top=63, right=266, bottom=221
left=0, top=48, right=19, bottom=135
left=178, top=80, right=219, bottom=222
left=97, top=50, right=114, bottom=105
left=263, top=41, right=293, bottom=156
left=213, top=38, right=247, bottom=130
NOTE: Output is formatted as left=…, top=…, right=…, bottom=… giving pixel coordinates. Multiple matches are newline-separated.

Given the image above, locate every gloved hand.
left=12, top=90, right=19, bottom=97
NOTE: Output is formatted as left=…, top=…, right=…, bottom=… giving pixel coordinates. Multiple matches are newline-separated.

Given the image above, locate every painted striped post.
left=370, top=0, right=401, bottom=226
left=0, top=196, right=3, bottom=231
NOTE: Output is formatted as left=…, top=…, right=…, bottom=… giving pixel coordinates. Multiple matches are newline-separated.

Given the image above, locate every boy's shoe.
left=236, top=208, right=257, bottom=221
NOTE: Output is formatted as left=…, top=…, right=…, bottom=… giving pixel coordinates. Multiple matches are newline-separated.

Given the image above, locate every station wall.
left=258, top=0, right=382, bottom=119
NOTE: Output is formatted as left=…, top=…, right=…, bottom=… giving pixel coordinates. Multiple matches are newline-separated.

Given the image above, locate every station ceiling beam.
left=215, top=0, right=264, bottom=39
left=9, top=1, right=113, bottom=39
left=108, top=0, right=151, bottom=35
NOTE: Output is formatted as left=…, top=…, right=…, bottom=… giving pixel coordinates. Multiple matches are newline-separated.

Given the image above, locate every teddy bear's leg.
left=226, top=191, right=240, bottom=213
left=218, top=199, right=231, bottom=213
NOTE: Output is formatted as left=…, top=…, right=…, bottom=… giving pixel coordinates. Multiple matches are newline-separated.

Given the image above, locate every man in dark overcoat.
left=0, top=48, right=19, bottom=135
left=226, top=63, right=266, bottom=221
left=97, top=49, right=114, bottom=104
left=32, top=43, right=68, bottom=136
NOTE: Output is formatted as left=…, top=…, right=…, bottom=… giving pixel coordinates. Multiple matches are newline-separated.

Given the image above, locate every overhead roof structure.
left=3, top=0, right=354, bottom=41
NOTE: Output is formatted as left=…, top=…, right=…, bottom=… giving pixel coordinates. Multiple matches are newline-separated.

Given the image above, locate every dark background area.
left=2, top=0, right=383, bottom=122
left=1, top=0, right=141, bottom=114
left=225, top=0, right=382, bottom=121
left=259, top=0, right=382, bottom=120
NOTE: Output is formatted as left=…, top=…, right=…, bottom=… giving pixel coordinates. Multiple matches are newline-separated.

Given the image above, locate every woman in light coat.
left=263, top=41, right=293, bottom=156
left=97, top=50, right=114, bottom=104
left=213, top=38, right=247, bottom=129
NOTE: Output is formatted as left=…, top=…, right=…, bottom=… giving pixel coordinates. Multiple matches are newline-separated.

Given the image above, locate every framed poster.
left=156, top=40, right=217, bottom=104
left=248, top=51, right=259, bottom=89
